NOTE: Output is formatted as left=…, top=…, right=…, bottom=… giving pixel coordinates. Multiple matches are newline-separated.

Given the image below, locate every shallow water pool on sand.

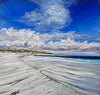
left=22, top=55, right=100, bottom=95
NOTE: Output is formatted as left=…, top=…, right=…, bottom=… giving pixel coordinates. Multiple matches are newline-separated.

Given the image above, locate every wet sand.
left=0, top=53, right=99, bottom=95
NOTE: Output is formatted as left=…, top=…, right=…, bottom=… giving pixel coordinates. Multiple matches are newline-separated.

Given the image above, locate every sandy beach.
left=0, top=53, right=99, bottom=95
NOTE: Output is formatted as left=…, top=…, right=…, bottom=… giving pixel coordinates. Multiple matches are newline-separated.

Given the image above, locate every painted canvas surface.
left=0, top=0, right=100, bottom=95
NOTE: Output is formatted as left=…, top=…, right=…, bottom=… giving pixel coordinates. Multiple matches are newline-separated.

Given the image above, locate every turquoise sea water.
left=38, top=55, right=100, bottom=64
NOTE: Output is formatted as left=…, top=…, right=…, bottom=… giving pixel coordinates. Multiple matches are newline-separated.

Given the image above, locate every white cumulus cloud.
left=20, top=0, right=73, bottom=31
left=0, top=27, right=100, bottom=55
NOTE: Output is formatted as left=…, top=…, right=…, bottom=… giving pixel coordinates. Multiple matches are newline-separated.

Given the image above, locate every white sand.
left=0, top=53, right=99, bottom=95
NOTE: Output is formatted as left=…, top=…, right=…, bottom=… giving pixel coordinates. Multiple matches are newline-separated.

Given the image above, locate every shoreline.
left=0, top=52, right=91, bottom=95
left=0, top=49, right=100, bottom=59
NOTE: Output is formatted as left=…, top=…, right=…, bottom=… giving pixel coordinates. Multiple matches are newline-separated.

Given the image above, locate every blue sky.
left=0, top=0, right=100, bottom=35
left=67, top=0, right=100, bottom=36
left=0, top=0, right=100, bottom=54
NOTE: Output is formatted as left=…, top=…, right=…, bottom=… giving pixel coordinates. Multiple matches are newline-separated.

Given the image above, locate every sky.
left=0, top=0, right=100, bottom=55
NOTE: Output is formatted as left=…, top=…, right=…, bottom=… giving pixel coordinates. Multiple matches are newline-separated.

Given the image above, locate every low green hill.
left=0, top=49, right=52, bottom=54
